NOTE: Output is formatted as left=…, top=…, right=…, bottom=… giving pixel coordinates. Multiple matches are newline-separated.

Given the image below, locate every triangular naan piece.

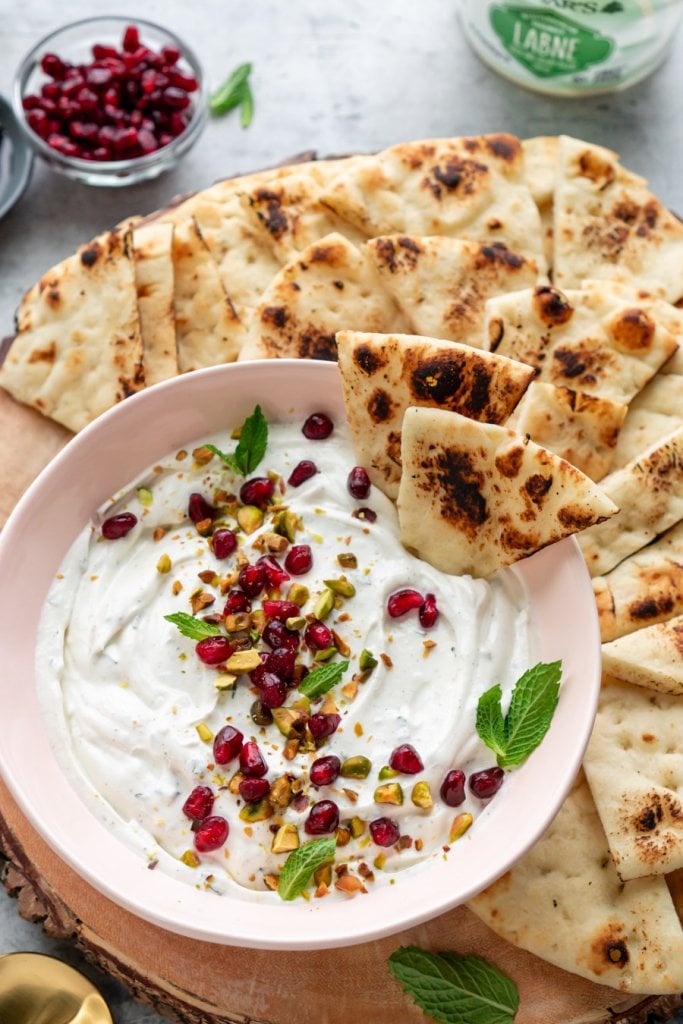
left=239, top=233, right=408, bottom=361
left=507, top=381, right=627, bottom=482
left=593, top=521, right=683, bottom=643
left=485, top=283, right=678, bottom=404
left=365, top=236, right=539, bottom=348
left=578, top=427, right=683, bottom=577
left=336, top=330, right=534, bottom=499
left=522, top=135, right=558, bottom=209
left=601, top=616, right=683, bottom=695
left=610, top=373, right=683, bottom=470
left=554, top=136, right=683, bottom=303
left=321, top=134, right=546, bottom=267
left=469, top=772, right=683, bottom=994
left=172, top=218, right=246, bottom=372
left=584, top=677, right=683, bottom=882
left=0, top=228, right=143, bottom=432
left=133, top=223, right=177, bottom=386
left=397, top=407, right=617, bottom=578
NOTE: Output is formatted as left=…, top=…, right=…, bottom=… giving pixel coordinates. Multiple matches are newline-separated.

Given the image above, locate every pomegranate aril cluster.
left=23, top=24, right=198, bottom=161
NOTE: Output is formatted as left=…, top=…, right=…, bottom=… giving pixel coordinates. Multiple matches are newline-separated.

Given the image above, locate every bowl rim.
left=0, top=359, right=602, bottom=949
left=12, top=14, right=206, bottom=173
left=0, top=94, right=34, bottom=220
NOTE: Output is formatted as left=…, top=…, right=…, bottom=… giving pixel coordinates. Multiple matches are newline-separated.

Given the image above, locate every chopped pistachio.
left=350, top=816, right=366, bottom=838
left=341, top=755, right=372, bottom=779
left=269, top=774, right=293, bottom=809
left=137, top=486, right=153, bottom=507
left=373, top=852, right=387, bottom=870
left=198, top=569, right=219, bottom=584
left=214, top=673, right=237, bottom=692
left=285, top=615, right=307, bottom=631
left=359, top=649, right=378, bottom=672
left=323, top=577, right=356, bottom=598
left=343, top=788, right=359, bottom=804
left=337, top=552, right=357, bottom=569
left=374, top=783, right=403, bottom=805
left=291, top=695, right=311, bottom=715
left=190, top=591, right=215, bottom=614
left=271, top=707, right=307, bottom=738
left=341, top=679, right=358, bottom=700
left=286, top=582, right=309, bottom=607
left=313, top=588, right=335, bottom=621
left=192, top=445, right=214, bottom=465
left=156, top=553, right=172, bottom=574
left=283, top=737, right=300, bottom=760
left=272, top=509, right=298, bottom=542
left=237, top=505, right=264, bottom=534
left=336, top=826, right=351, bottom=847
left=353, top=722, right=363, bottom=737
left=449, top=813, right=474, bottom=842
left=180, top=849, right=200, bottom=868
left=239, top=798, right=273, bottom=823
left=332, top=630, right=351, bottom=657
left=171, top=580, right=183, bottom=595
left=411, top=781, right=433, bottom=809
left=314, top=863, right=332, bottom=887
left=251, top=608, right=266, bottom=633
left=195, top=517, right=213, bottom=537
left=175, top=449, right=188, bottom=460
left=263, top=873, right=279, bottom=891
left=380, top=652, right=393, bottom=668
left=225, top=649, right=262, bottom=673
left=335, top=874, right=367, bottom=895
left=195, top=722, right=213, bottom=743
left=313, top=645, right=338, bottom=663
left=153, top=525, right=167, bottom=542
left=263, top=532, right=289, bottom=553
left=225, top=611, right=252, bottom=633
left=228, top=770, right=245, bottom=794
left=378, top=765, right=399, bottom=781
left=271, top=823, right=299, bottom=854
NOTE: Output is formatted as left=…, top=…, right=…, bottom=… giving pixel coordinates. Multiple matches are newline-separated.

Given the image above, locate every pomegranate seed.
left=168, top=68, right=198, bottom=91
left=348, top=466, right=371, bottom=499
left=41, top=53, right=66, bottom=79
left=138, top=128, right=158, bottom=153
left=239, top=741, right=268, bottom=778
left=302, top=412, right=333, bottom=440
left=262, top=619, right=300, bottom=651
left=440, top=770, right=466, bottom=807
left=355, top=507, right=377, bottom=523
left=69, top=121, right=99, bottom=142
left=389, top=744, right=424, bottom=775
left=101, top=512, right=137, bottom=539
left=159, top=132, right=173, bottom=147
left=419, top=593, right=439, bottom=629
left=188, top=492, right=215, bottom=523
left=213, top=528, right=237, bottom=560
left=308, top=713, right=341, bottom=741
left=182, top=785, right=214, bottom=821
left=86, top=67, right=113, bottom=89
left=76, top=87, right=98, bottom=112
left=469, top=767, right=505, bottom=800
left=304, top=800, right=340, bottom=835
left=194, top=815, right=229, bottom=853
left=238, top=563, right=266, bottom=598
left=304, top=620, right=333, bottom=651
left=267, top=647, right=296, bottom=681
left=256, top=555, right=290, bottom=588
left=92, top=44, right=119, bottom=60
left=62, top=76, right=85, bottom=98
left=22, top=95, right=41, bottom=110
left=256, top=673, right=288, bottom=708
left=288, top=460, right=318, bottom=487
left=169, top=111, right=188, bottom=136
left=239, top=777, right=271, bottom=802
left=223, top=589, right=250, bottom=615
left=27, top=110, right=50, bottom=138
left=195, top=636, right=234, bottom=665
left=213, top=725, right=243, bottom=765
left=369, top=817, right=400, bottom=847
left=162, top=45, right=182, bottom=63
left=248, top=653, right=270, bottom=687
left=240, top=477, right=275, bottom=508
left=162, top=86, right=190, bottom=109
left=310, top=755, right=341, bottom=788
left=284, top=544, right=312, bottom=575
left=262, top=600, right=300, bottom=621
left=122, top=25, right=141, bottom=52
left=387, top=589, right=424, bottom=618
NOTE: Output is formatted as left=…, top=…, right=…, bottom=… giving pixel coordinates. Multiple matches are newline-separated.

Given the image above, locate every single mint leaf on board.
left=475, top=683, right=507, bottom=762
left=205, top=405, right=268, bottom=477
left=388, top=946, right=519, bottom=1024
left=209, top=62, right=252, bottom=115
left=278, top=837, right=337, bottom=901
left=500, top=660, right=562, bottom=768
left=164, top=612, right=222, bottom=641
left=298, top=660, right=349, bottom=699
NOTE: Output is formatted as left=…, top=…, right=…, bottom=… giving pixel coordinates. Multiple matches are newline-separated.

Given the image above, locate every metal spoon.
left=0, top=952, right=113, bottom=1024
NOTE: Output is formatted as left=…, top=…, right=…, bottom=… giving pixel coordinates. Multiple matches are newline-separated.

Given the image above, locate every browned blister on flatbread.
left=397, top=406, right=617, bottom=578
left=600, top=615, right=683, bottom=696
left=0, top=228, right=143, bottom=432
left=336, top=330, right=535, bottom=498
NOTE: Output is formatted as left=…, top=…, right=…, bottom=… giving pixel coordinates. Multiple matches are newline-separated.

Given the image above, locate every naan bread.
left=321, top=134, right=546, bottom=266
left=485, top=283, right=679, bottom=404
left=469, top=772, right=683, bottom=994
left=336, top=330, right=534, bottom=498
left=554, top=136, right=683, bottom=303
left=578, top=427, right=683, bottom=577
left=239, top=233, right=408, bottom=361
left=172, top=218, right=245, bottom=372
left=507, top=381, right=627, bottom=482
left=610, top=373, right=683, bottom=470
left=133, top=223, right=177, bottom=386
left=593, top=521, right=683, bottom=643
left=601, top=616, right=683, bottom=696
left=584, top=677, right=683, bottom=881
left=365, top=236, right=539, bottom=348
left=522, top=135, right=558, bottom=209
left=397, top=407, right=617, bottom=578
left=0, top=228, right=143, bottom=432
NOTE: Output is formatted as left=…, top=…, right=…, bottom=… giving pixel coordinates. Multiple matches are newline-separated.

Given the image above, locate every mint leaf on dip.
left=164, top=612, right=222, bottom=640
left=278, top=836, right=337, bottom=901
left=298, top=659, right=349, bottom=699
left=388, top=946, right=519, bottom=1024
left=476, top=661, right=562, bottom=768
left=206, top=404, right=268, bottom=476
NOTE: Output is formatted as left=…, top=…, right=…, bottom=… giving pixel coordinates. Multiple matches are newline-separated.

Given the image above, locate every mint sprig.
left=476, top=661, right=562, bottom=769
left=278, top=837, right=337, bottom=901
left=389, top=946, right=519, bottom=1024
left=209, top=62, right=254, bottom=126
left=164, top=612, right=222, bottom=641
left=206, top=404, right=268, bottom=477
left=298, top=659, right=349, bottom=699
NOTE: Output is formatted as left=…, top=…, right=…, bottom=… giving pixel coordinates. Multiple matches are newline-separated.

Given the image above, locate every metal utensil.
left=0, top=952, right=113, bottom=1024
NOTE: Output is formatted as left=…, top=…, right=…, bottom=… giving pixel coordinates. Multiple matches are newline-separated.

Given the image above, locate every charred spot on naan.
left=475, top=242, right=526, bottom=271
left=353, top=343, right=387, bottom=376
left=371, top=236, right=424, bottom=273
left=533, top=285, right=574, bottom=327
left=574, top=148, right=617, bottom=190
left=607, top=308, right=656, bottom=352
left=419, top=446, right=488, bottom=538
left=422, top=158, right=489, bottom=201
left=248, top=188, right=290, bottom=240
left=408, top=353, right=491, bottom=414
left=584, top=926, right=630, bottom=974
left=367, top=388, right=394, bottom=423
left=550, top=343, right=622, bottom=389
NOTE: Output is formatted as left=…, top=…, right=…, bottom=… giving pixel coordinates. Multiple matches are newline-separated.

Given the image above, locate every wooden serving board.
left=0, top=385, right=681, bottom=1024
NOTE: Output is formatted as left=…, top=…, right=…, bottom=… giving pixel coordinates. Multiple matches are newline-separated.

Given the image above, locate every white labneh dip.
left=36, top=414, right=534, bottom=901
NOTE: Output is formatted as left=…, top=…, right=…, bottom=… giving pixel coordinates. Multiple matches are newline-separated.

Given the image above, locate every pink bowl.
left=0, top=359, right=601, bottom=948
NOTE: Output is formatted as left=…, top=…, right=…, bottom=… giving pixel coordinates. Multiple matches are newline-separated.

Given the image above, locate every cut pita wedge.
left=365, top=236, right=539, bottom=348
left=584, top=677, right=683, bottom=883
left=469, top=772, right=683, bottom=994
left=578, top=427, right=683, bottom=577
left=609, top=373, right=683, bottom=470
left=601, top=616, right=683, bottom=695
left=397, top=407, right=617, bottom=578
left=336, top=330, right=535, bottom=498
left=0, top=228, right=143, bottom=432
left=239, top=233, right=408, bottom=361
left=554, top=136, right=683, bottom=303
left=593, top=520, right=683, bottom=643
left=133, top=223, right=177, bottom=386
left=522, top=135, right=558, bottom=209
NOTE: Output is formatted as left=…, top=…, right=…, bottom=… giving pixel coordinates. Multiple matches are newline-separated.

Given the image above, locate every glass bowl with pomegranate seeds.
left=12, top=16, right=206, bottom=186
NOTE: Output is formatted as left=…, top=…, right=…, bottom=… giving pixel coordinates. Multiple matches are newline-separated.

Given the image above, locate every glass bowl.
left=12, top=16, right=207, bottom=187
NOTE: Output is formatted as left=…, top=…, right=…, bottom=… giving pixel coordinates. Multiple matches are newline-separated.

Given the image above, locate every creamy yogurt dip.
left=36, top=412, right=534, bottom=900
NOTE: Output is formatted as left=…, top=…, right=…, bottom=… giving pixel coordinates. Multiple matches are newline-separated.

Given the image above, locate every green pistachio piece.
left=271, top=823, right=299, bottom=854
left=359, top=649, right=378, bottom=672
left=237, top=505, right=264, bottom=534
left=313, top=646, right=338, bottom=663
left=239, top=798, right=273, bottom=823
left=411, top=780, right=433, bottom=809
left=349, top=816, right=366, bottom=838
left=323, top=577, right=356, bottom=598
left=378, top=765, right=399, bottom=780
left=156, top=553, right=172, bottom=574
left=341, top=755, right=372, bottom=779
left=285, top=615, right=307, bottom=631
left=180, top=849, right=200, bottom=868
left=286, top=583, right=309, bottom=608
left=137, top=486, right=153, bottom=507
left=313, top=588, right=335, bottom=621
left=337, top=552, right=357, bottom=569
left=374, top=782, right=404, bottom=805
left=225, top=649, right=263, bottom=673
left=273, top=509, right=298, bottom=542
left=271, top=707, right=307, bottom=738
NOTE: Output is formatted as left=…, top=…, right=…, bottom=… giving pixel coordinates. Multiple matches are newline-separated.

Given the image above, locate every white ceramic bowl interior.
left=0, top=360, right=601, bottom=949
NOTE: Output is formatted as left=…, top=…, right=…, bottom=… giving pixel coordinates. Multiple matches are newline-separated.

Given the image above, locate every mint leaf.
left=205, top=444, right=241, bottom=475
left=209, top=63, right=252, bottom=115
left=164, top=612, right=222, bottom=641
left=298, top=659, right=349, bottom=699
left=500, top=661, right=562, bottom=768
left=475, top=684, right=507, bottom=762
left=240, top=81, right=254, bottom=128
left=205, top=405, right=268, bottom=477
left=278, top=837, right=337, bottom=901
left=389, top=946, right=519, bottom=1024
